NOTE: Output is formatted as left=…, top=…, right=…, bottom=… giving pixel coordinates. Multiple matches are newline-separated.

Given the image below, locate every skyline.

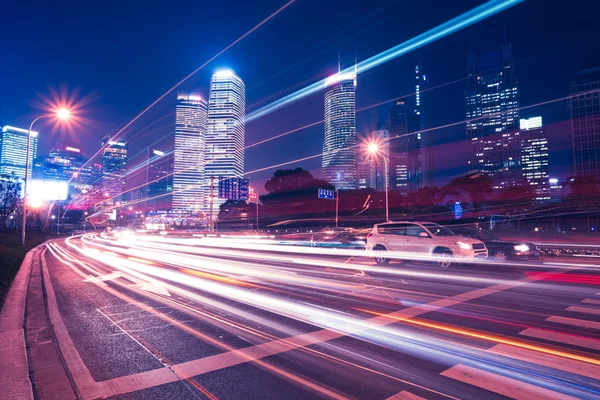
left=1, top=0, right=599, bottom=193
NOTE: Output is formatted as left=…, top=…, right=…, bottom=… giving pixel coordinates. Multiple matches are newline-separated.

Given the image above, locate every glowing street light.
left=22, top=107, right=73, bottom=245
left=367, top=141, right=389, bottom=222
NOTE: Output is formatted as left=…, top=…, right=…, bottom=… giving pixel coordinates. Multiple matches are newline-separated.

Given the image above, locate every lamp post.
left=368, top=142, right=389, bottom=222
left=22, top=108, right=72, bottom=245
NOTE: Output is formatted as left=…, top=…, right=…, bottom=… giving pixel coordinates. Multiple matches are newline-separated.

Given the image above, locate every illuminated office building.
left=33, top=146, right=85, bottom=181
left=322, top=71, right=357, bottom=190
left=357, top=130, right=389, bottom=191
left=466, top=45, right=521, bottom=188
left=205, top=70, right=246, bottom=213
left=100, top=135, right=128, bottom=201
left=520, top=117, right=550, bottom=203
left=388, top=64, right=423, bottom=194
left=173, top=93, right=207, bottom=212
left=0, top=125, right=38, bottom=178
left=571, top=62, right=600, bottom=179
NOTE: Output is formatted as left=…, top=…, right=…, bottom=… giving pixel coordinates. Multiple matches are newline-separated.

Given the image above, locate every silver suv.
left=366, top=221, right=488, bottom=267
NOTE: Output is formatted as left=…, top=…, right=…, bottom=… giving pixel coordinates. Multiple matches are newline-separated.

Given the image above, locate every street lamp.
left=367, top=142, right=389, bottom=222
left=22, top=108, right=73, bottom=245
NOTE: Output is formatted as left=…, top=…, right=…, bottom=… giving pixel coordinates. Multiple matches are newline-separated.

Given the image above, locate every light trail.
left=246, top=0, right=524, bottom=122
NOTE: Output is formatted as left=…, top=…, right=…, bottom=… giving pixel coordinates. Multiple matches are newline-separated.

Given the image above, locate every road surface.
left=27, top=233, right=600, bottom=399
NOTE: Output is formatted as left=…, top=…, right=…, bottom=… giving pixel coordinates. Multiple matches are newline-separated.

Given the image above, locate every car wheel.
left=493, top=250, right=508, bottom=262
left=373, top=246, right=390, bottom=265
left=434, top=249, right=453, bottom=268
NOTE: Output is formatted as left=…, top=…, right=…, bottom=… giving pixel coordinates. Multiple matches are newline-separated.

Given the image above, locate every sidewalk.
left=0, top=243, right=77, bottom=400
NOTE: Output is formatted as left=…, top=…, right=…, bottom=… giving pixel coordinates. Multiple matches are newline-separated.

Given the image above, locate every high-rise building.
left=173, top=93, right=207, bottom=212
left=357, top=130, right=390, bottom=191
left=466, top=44, right=521, bottom=189
left=409, top=64, right=423, bottom=192
left=0, top=125, right=38, bottom=178
left=101, top=135, right=127, bottom=184
left=388, top=65, right=423, bottom=195
left=205, top=70, right=246, bottom=213
left=147, top=149, right=173, bottom=212
left=571, top=62, right=600, bottom=179
left=389, top=101, right=409, bottom=193
left=520, top=117, right=550, bottom=203
left=322, top=71, right=357, bottom=190
left=33, top=146, right=85, bottom=181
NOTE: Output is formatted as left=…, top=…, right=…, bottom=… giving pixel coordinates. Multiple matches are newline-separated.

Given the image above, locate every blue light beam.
left=247, top=0, right=524, bottom=122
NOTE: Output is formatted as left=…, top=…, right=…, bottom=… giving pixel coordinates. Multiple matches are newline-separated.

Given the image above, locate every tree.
left=0, top=173, right=22, bottom=230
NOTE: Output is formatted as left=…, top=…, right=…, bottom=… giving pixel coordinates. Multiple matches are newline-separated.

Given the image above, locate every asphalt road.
left=32, top=233, right=600, bottom=399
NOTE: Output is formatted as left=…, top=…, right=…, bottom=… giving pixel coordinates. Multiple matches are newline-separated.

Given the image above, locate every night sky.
left=1, top=0, right=599, bottom=192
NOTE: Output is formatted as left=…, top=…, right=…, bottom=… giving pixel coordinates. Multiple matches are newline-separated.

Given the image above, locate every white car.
left=366, top=221, right=488, bottom=268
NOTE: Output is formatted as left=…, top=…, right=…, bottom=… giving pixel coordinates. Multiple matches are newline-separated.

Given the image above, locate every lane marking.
left=386, top=390, right=427, bottom=399
left=440, top=364, right=579, bottom=400
left=519, top=328, right=600, bottom=351
left=488, top=343, right=600, bottom=379
left=41, top=247, right=101, bottom=399
left=546, top=316, right=600, bottom=330
left=94, top=260, right=585, bottom=395
left=582, top=298, right=600, bottom=305
left=566, top=306, right=600, bottom=316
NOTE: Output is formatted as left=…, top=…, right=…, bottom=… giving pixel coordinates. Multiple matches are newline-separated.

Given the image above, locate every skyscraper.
left=0, top=125, right=38, bottom=178
left=466, top=44, right=521, bottom=188
left=571, top=61, right=600, bottom=179
left=409, top=64, right=423, bottom=192
left=388, top=64, right=423, bottom=195
left=173, top=93, right=207, bottom=212
left=357, top=130, right=390, bottom=191
left=147, top=149, right=173, bottom=212
left=33, top=146, right=85, bottom=181
left=389, top=101, right=409, bottom=193
left=520, top=117, right=550, bottom=203
left=322, top=71, right=357, bottom=190
left=205, top=70, right=246, bottom=213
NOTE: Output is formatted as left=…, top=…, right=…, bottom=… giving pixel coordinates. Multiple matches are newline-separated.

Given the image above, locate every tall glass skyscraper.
left=205, top=70, right=246, bottom=213
left=388, top=64, right=423, bottom=195
left=101, top=135, right=128, bottom=192
left=322, top=71, right=357, bottom=190
left=173, top=93, right=207, bottom=212
left=0, top=125, right=38, bottom=178
left=466, top=44, right=521, bottom=189
left=571, top=62, right=600, bottom=179
left=520, top=117, right=550, bottom=203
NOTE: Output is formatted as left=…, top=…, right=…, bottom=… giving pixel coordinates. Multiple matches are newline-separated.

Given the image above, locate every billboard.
left=27, top=179, right=69, bottom=201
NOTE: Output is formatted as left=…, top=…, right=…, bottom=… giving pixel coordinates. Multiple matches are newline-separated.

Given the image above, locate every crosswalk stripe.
left=582, top=298, right=600, bottom=305
left=566, top=306, right=600, bottom=315
left=519, top=328, right=600, bottom=351
left=488, top=343, right=600, bottom=379
left=440, top=364, right=579, bottom=400
left=386, top=390, right=427, bottom=400
left=546, top=315, right=600, bottom=330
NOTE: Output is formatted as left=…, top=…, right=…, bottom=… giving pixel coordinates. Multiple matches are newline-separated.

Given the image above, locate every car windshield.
left=423, top=224, right=457, bottom=236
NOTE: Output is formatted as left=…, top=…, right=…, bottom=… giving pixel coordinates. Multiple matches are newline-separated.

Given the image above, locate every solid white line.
left=546, top=315, right=600, bottom=330
left=42, top=246, right=101, bottom=399
left=566, top=306, right=600, bottom=316
left=441, top=364, right=579, bottom=400
left=519, top=328, right=600, bottom=351
left=488, top=343, right=600, bottom=379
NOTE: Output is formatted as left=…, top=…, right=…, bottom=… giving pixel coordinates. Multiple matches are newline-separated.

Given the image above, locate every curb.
left=0, top=244, right=42, bottom=400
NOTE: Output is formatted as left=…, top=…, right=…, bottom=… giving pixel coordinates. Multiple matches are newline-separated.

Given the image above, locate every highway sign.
left=318, top=188, right=335, bottom=199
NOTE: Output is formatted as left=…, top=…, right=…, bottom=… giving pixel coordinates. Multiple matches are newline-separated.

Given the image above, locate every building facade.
left=571, top=64, right=600, bottom=179
left=147, top=149, right=173, bottom=212
left=205, top=70, right=246, bottom=214
left=389, top=101, right=409, bottom=193
left=322, top=71, right=357, bottom=190
left=173, top=93, right=207, bottom=212
left=33, top=146, right=85, bottom=181
left=101, top=135, right=128, bottom=200
left=357, top=130, right=389, bottom=191
left=466, top=45, right=521, bottom=189
left=520, top=117, right=550, bottom=203
left=0, top=125, right=38, bottom=178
